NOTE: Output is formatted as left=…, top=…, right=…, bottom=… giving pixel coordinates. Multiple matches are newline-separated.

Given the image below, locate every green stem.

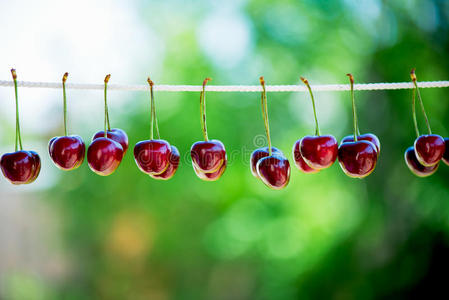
left=11, top=69, right=23, bottom=151
left=62, top=72, right=68, bottom=136
left=301, top=77, right=320, bottom=136
left=260, top=77, right=272, bottom=155
left=104, top=74, right=111, bottom=138
left=412, top=87, right=420, bottom=138
left=147, top=78, right=160, bottom=140
left=200, top=78, right=210, bottom=141
left=347, top=74, right=358, bottom=142
left=411, top=69, right=431, bottom=135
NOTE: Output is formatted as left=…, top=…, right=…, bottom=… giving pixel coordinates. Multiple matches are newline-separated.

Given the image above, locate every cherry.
left=404, top=146, right=438, bottom=177
left=191, top=78, right=227, bottom=180
left=49, top=73, right=85, bottom=170
left=151, top=146, right=180, bottom=180
left=338, top=74, right=378, bottom=178
left=341, top=133, right=381, bottom=154
left=87, top=137, right=123, bottom=176
left=1, top=69, right=41, bottom=184
left=414, top=134, right=445, bottom=167
left=292, top=140, right=319, bottom=173
left=134, top=140, right=171, bottom=175
left=250, top=146, right=282, bottom=177
left=87, top=74, right=126, bottom=176
left=442, top=138, right=449, bottom=166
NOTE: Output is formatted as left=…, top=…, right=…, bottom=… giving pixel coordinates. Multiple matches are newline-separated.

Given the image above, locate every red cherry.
left=48, top=135, right=85, bottom=170
left=338, top=141, right=377, bottom=178
left=404, top=146, right=438, bottom=177
left=87, top=137, right=124, bottom=176
left=299, top=135, right=338, bottom=170
left=442, top=138, right=449, bottom=166
left=292, top=139, right=319, bottom=174
left=250, top=146, right=282, bottom=177
left=133, top=139, right=171, bottom=175
left=341, top=133, right=381, bottom=154
left=414, top=134, right=445, bottom=167
left=150, top=146, right=180, bottom=180
left=191, top=140, right=227, bottom=173
left=93, top=128, right=129, bottom=155
left=256, top=154, right=290, bottom=189
left=1, top=150, right=41, bottom=184
left=193, top=159, right=227, bottom=181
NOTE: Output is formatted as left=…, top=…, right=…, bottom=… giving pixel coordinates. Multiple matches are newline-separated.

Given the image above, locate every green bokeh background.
left=2, top=0, right=449, bottom=299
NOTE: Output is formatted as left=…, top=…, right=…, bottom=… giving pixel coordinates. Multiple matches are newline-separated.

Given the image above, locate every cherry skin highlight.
left=341, top=133, right=381, bottom=155
left=338, top=140, right=377, bottom=178
left=250, top=146, right=282, bottom=177
left=299, top=135, right=338, bottom=170
left=93, top=128, right=129, bottom=155
left=134, top=139, right=172, bottom=175
left=87, top=137, right=124, bottom=176
left=150, top=145, right=180, bottom=180
left=49, top=135, right=85, bottom=170
left=292, top=139, right=319, bottom=174
left=1, top=150, right=41, bottom=184
left=256, top=154, right=290, bottom=189
left=191, top=140, right=227, bottom=173
left=442, top=138, right=449, bottom=166
left=193, top=159, right=227, bottom=181
left=414, top=134, right=445, bottom=167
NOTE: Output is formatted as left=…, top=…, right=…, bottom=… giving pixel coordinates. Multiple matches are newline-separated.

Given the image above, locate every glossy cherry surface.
left=442, top=138, right=449, bottom=166
left=414, top=134, right=445, bottom=167
left=151, top=145, right=180, bottom=180
left=193, top=159, right=227, bottom=181
left=338, top=141, right=377, bottom=178
left=300, top=135, right=338, bottom=170
left=404, top=146, right=438, bottom=177
left=134, top=139, right=171, bottom=175
left=1, top=150, right=41, bottom=184
left=87, top=137, right=124, bottom=176
left=93, top=128, right=129, bottom=155
left=292, top=139, right=319, bottom=174
left=256, top=154, right=290, bottom=189
left=49, top=135, right=85, bottom=170
left=341, top=133, right=381, bottom=154
left=191, top=140, right=226, bottom=173
left=250, top=146, right=282, bottom=177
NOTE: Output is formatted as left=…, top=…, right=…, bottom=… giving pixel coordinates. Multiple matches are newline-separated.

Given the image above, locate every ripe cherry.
left=190, top=78, right=227, bottom=180
left=404, top=146, right=438, bottom=177
left=151, top=146, right=180, bottom=180
left=250, top=146, right=282, bottom=177
left=292, top=140, right=319, bottom=173
left=442, top=138, right=449, bottom=166
left=49, top=73, right=85, bottom=170
left=341, top=133, right=381, bottom=155
left=1, top=69, right=41, bottom=184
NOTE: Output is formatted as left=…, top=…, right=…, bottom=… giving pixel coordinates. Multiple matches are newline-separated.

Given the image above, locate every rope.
left=0, top=80, right=448, bottom=92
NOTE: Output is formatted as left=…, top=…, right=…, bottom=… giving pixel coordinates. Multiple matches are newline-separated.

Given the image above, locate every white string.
left=0, top=80, right=448, bottom=92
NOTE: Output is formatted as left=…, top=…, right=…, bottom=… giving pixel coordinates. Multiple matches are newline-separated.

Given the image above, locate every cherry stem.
left=301, top=77, right=320, bottom=136
left=104, top=74, right=111, bottom=138
left=347, top=74, right=358, bottom=142
left=11, top=69, right=23, bottom=152
left=62, top=72, right=68, bottom=136
left=411, top=85, right=420, bottom=138
left=147, top=78, right=160, bottom=140
left=200, top=78, right=211, bottom=141
left=410, top=69, right=432, bottom=135
left=260, top=77, right=272, bottom=155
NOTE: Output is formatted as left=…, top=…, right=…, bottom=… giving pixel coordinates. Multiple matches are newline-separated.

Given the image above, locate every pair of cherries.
left=405, top=69, right=448, bottom=177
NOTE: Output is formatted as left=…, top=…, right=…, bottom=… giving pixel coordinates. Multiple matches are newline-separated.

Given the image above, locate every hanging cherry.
left=87, top=74, right=126, bottom=176
left=48, top=73, right=86, bottom=170
left=1, top=69, right=41, bottom=184
left=251, top=77, right=290, bottom=189
left=134, top=78, right=180, bottom=179
left=190, top=78, right=227, bottom=181
left=293, top=77, right=337, bottom=173
left=338, top=74, right=378, bottom=178
left=443, top=138, right=449, bottom=166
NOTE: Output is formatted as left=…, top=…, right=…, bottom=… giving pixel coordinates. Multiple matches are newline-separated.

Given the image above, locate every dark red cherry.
left=442, top=138, right=449, bottom=166
left=404, top=146, right=438, bottom=177
left=134, top=139, right=171, bottom=175
left=1, top=150, right=41, bottom=184
left=256, top=154, right=290, bottom=189
left=300, top=135, right=338, bottom=169
left=87, top=137, right=124, bottom=176
left=414, top=134, right=445, bottom=167
left=341, top=133, right=381, bottom=154
left=93, top=128, right=129, bottom=155
left=250, top=146, right=282, bottom=177
left=191, top=140, right=226, bottom=173
left=292, top=139, right=319, bottom=174
left=150, top=145, right=180, bottom=180
left=48, top=135, right=85, bottom=170
left=193, top=159, right=227, bottom=181
left=338, top=141, right=377, bottom=178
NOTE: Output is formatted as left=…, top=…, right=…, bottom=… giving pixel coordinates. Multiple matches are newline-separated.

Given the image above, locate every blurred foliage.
left=4, top=0, right=449, bottom=299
